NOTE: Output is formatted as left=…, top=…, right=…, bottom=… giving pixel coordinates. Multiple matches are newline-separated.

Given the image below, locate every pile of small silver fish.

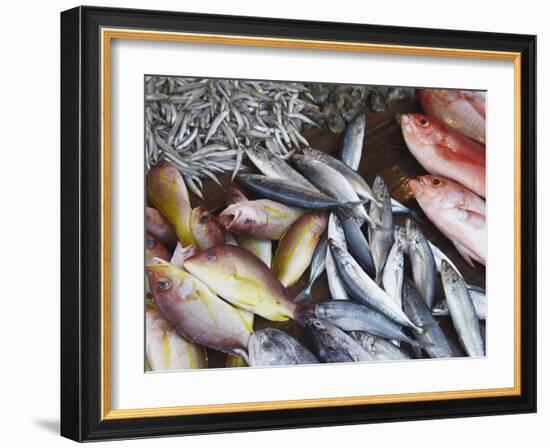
left=145, top=76, right=414, bottom=197
left=144, top=85, right=486, bottom=371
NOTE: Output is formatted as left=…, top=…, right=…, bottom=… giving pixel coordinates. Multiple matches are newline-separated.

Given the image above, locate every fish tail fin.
left=294, top=286, right=312, bottom=303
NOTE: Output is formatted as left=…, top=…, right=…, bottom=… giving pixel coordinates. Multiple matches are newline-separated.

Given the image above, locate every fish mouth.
left=219, top=207, right=242, bottom=230
left=407, top=178, right=424, bottom=196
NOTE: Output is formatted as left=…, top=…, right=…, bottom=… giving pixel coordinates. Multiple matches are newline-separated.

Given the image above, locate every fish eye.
left=432, top=178, right=441, bottom=186
left=262, top=341, right=274, bottom=350
left=155, top=278, right=171, bottom=291
left=206, top=250, right=216, bottom=261
left=146, top=237, right=155, bottom=249
left=419, top=118, right=429, bottom=126
left=244, top=218, right=253, bottom=225
left=199, top=215, right=210, bottom=224
left=313, top=320, right=324, bottom=329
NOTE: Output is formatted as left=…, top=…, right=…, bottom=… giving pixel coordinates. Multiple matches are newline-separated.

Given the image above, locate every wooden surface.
left=179, top=96, right=486, bottom=366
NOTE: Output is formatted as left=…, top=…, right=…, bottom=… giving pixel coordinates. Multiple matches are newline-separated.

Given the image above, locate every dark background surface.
left=176, top=93, right=486, bottom=367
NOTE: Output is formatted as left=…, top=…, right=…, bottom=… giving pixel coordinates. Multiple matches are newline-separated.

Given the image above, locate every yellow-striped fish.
left=272, top=211, right=328, bottom=287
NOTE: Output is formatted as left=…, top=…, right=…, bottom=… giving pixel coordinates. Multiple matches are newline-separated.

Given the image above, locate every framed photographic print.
left=60, top=6, right=536, bottom=442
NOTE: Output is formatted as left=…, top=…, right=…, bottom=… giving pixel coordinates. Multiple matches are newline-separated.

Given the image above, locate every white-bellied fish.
left=402, top=279, right=457, bottom=359
left=381, top=240, right=404, bottom=309
left=295, top=233, right=328, bottom=303
left=304, top=315, right=374, bottom=363
left=406, top=219, right=437, bottom=308
left=440, top=261, right=485, bottom=357
left=242, top=328, right=319, bottom=366
left=368, top=176, right=395, bottom=280
left=340, top=114, right=365, bottom=170
left=325, top=214, right=349, bottom=301
left=339, top=213, right=375, bottom=277
left=350, top=331, right=410, bottom=361
left=189, top=205, right=226, bottom=250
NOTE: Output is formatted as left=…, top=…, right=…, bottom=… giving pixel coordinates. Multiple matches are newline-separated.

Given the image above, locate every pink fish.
left=401, top=113, right=486, bottom=198
left=189, top=206, right=226, bottom=250
left=418, top=89, right=486, bottom=144
left=408, top=175, right=486, bottom=266
left=219, top=199, right=304, bottom=240
left=146, top=233, right=171, bottom=263
left=146, top=207, right=178, bottom=249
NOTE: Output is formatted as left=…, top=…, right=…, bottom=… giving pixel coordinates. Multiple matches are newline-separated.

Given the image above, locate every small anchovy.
left=350, top=331, right=410, bottom=361
left=328, top=239, right=423, bottom=332
left=244, top=146, right=317, bottom=191
left=406, top=219, right=437, bottom=308
left=301, top=147, right=377, bottom=204
left=237, top=174, right=362, bottom=212
left=440, top=261, right=485, bottom=357
left=242, top=328, right=319, bottom=366
left=339, top=213, right=375, bottom=277
left=381, top=240, right=404, bottom=309
left=291, top=155, right=374, bottom=226
left=368, top=176, right=395, bottom=281
left=325, top=214, right=350, bottom=301
left=295, top=233, right=328, bottom=303
left=402, top=279, right=457, bottom=359
left=304, top=315, right=374, bottom=363
left=340, top=114, right=366, bottom=170
left=314, top=301, right=422, bottom=348
left=432, top=285, right=486, bottom=320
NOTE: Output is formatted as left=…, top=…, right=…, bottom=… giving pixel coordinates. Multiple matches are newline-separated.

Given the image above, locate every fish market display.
left=400, top=113, right=486, bottom=197
left=143, top=78, right=486, bottom=372
left=417, top=89, right=486, bottom=144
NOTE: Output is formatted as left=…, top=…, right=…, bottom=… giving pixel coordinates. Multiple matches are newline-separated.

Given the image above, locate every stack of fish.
left=144, top=92, right=487, bottom=370
left=400, top=89, right=487, bottom=266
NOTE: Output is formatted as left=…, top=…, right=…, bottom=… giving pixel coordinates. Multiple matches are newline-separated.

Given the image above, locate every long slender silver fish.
left=328, top=239, right=423, bottom=332
left=295, top=233, right=328, bottom=303
left=432, top=287, right=486, bottom=320
left=237, top=174, right=363, bottom=212
left=301, top=147, right=377, bottom=203
left=304, top=315, right=374, bottom=363
left=241, top=328, right=319, bottom=366
left=340, top=114, right=366, bottom=170
left=314, top=301, right=422, bottom=347
left=350, top=332, right=410, bottom=361
left=339, top=214, right=375, bottom=277
left=381, top=240, right=404, bottom=309
left=325, top=214, right=350, bottom=300
left=368, top=176, right=394, bottom=280
left=401, top=280, right=457, bottom=359
left=407, top=219, right=437, bottom=308
left=244, top=146, right=318, bottom=191
left=440, top=261, right=485, bottom=357
left=291, top=155, right=374, bottom=226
